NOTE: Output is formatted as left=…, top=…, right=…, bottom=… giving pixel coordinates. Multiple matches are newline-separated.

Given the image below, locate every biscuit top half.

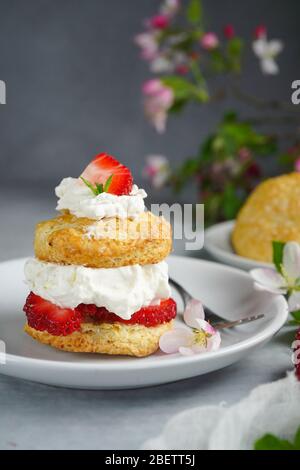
left=34, top=152, right=172, bottom=268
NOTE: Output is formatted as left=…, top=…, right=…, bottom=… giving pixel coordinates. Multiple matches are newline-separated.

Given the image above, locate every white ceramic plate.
left=0, top=256, right=287, bottom=389
left=205, top=220, right=273, bottom=271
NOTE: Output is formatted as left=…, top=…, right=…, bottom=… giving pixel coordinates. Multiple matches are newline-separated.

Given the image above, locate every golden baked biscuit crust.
left=232, top=173, right=300, bottom=262
left=34, top=211, right=172, bottom=268
left=24, top=321, right=173, bottom=357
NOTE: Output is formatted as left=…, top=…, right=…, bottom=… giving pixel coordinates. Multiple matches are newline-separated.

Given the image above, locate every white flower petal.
left=207, top=331, right=222, bottom=352
left=250, top=268, right=286, bottom=292
left=179, top=346, right=195, bottom=356
left=183, top=299, right=205, bottom=328
left=283, top=242, right=300, bottom=280
left=150, top=57, right=174, bottom=73
left=268, top=39, right=284, bottom=56
left=191, top=344, right=206, bottom=354
left=253, top=38, right=267, bottom=57
left=194, top=318, right=215, bottom=334
left=254, top=282, right=286, bottom=295
left=159, top=328, right=193, bottom=354
left=261, top=57, right=279, bottom=75
left=288, top=292, right=300, bottom=313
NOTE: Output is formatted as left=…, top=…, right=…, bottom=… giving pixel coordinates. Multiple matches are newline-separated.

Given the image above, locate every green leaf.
left=162, top=76, right=209, bottom=107
left=223, top=183, right=243, bottom=220
left=226, top=37, right=244, bottom=72
left=104, top=174, right=113, bottom=192
left=169, top=99, right=188, bottom=113
left=288, top=320, right=300, bottom=326
left=254, top=434, right=296, bottom=451
left=290, top=310, right=300, bottom=323
left=223, top=111, right=238, bottom=123
left=80, top=176, right=98, bottom=196
left=227, top=37, right=243, bottom=57
left=173, top=157, right=200, bottom=191
left=186, top=0, right=202, bottom=24
left=272, top=241, right=285, bottom=273
left=210, top=49, right=227, bottom=73
left=293, top=426, right=300, bottom=448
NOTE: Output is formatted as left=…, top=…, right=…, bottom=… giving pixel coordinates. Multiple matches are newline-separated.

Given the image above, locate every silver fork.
left=169, top=278, right=264, bottom=330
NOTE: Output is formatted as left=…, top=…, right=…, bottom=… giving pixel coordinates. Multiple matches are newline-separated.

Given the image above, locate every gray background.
left=0, top=0, right=298, bottom=193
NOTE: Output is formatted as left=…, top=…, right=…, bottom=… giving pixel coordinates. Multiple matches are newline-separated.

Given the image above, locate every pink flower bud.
left=223, top=24, right=235, bottom=39
left=175, top=64, right=189, bottom=75
left=150, top=14, right=169, bottom=30
left=254, top=24, right=267, bottom=39
left=201, top=32, right=219, bottom=50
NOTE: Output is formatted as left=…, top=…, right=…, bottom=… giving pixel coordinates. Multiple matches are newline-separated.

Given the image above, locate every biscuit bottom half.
left=24, top=321, right=173, bottom=358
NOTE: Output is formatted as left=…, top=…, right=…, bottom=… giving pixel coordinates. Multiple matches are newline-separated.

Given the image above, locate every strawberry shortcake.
left=23, top=153, right=176, bottom=357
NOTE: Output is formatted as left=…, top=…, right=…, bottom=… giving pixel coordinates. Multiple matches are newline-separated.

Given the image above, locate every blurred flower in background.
left=143, top=155, right=171, bottom=189
left=252, top=27, right=283, bottom=75
left=142, top=79, right=174, bottom=133
left=135, top=0, right=300, bottom=225
left=200, top=32, right=219, bottom=50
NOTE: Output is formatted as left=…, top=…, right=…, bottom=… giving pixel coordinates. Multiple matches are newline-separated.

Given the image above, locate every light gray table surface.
left=0, top=188, right=294, bottom=450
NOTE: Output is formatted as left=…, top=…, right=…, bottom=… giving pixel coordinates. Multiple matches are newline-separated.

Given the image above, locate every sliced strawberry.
left=77, top=298, right=177, bottom=327
left=24, top=292, right=82, bottom=336
left=80, top=153, right=133, bottom=196
left=23, top=294, right=176, bottom=335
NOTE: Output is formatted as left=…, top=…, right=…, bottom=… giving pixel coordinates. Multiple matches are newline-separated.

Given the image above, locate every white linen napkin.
left=143, top=373, right=300, bottom=450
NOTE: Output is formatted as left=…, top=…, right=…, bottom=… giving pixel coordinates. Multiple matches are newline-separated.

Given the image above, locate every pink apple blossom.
left=161, top=0, right=181, bottom=18
left=201, top=32, right=219, bottom=50
left=159, top=298, right=221, bottom=356
left=134, top=32, right=158, bottom=61
left=142, top=79, right=174, bottom=133
left=143, top=155, right=171, bottom=188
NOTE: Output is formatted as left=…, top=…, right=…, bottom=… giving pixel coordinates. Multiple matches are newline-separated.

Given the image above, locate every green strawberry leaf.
left=104, top=174, right=113, bottom=192
left=95, top=183, right=104, bottom=193
left=80, top=175, right=114, bottom=196
left=80, top=176, right=98, bottom=196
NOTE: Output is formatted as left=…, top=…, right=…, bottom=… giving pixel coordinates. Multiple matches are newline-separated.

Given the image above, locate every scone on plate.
left=232, top=173, right=300, bottom=263
left=23, top=153, right=176, bottom=357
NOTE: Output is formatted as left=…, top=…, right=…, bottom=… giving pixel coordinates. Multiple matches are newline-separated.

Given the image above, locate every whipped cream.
left=24, top=259, right=171, bottom=320
left=55, top=177, right=147, bottom=220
